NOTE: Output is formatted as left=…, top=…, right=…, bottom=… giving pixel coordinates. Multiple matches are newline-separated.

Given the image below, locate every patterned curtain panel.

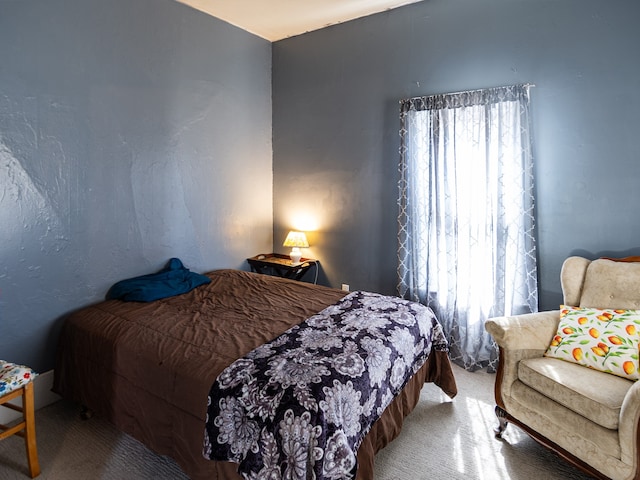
left=397, top=84, right=538, bottom=372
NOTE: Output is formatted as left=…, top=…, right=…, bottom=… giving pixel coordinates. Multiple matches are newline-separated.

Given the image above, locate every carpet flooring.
left=0, top=364, right=596, bottom=479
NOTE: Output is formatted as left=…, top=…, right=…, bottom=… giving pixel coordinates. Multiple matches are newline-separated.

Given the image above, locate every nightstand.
left=247, top=253, right=318, bottom=281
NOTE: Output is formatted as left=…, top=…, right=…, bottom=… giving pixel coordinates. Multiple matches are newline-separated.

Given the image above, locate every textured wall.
left=0, top=0, right=272, bottom=371
left=272, top=0, right=640, bottom=307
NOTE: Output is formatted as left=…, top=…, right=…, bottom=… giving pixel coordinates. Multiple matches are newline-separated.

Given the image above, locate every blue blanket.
left=106, top=258, right=210, bottom=302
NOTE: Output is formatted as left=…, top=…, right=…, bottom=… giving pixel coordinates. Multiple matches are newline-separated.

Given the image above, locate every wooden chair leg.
left=494, top=405, right=509, bottom=439
left=23, top=382, right=40, bottom=478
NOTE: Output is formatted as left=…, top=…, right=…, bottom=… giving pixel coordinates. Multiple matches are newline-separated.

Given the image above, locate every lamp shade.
left=282, top=231, right=309, bottom=248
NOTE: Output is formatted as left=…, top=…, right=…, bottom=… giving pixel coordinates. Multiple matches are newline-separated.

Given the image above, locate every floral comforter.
left=203, top=290, right=448, bottom=480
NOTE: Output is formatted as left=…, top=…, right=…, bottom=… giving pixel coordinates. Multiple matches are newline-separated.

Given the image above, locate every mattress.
left=53, top=269, right=456, bottom=479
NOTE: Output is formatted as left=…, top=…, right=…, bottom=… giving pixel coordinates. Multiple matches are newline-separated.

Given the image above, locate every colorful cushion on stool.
left=0, top=360, right=38, bottom=396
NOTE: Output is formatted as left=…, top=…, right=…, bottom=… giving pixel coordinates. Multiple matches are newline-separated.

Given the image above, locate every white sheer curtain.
left=397, top=84, right=538, bottom=371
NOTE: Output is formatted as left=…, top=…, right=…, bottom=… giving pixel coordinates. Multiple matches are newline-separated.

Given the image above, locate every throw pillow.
left=544, top=305, right=640, bottom=381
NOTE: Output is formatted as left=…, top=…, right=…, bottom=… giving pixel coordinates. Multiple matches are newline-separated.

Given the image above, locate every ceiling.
left=176, top=0, right=423, bottom=42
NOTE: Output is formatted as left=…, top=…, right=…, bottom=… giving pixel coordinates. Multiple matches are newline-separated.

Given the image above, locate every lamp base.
left=289, top=248, right=302, bottom=264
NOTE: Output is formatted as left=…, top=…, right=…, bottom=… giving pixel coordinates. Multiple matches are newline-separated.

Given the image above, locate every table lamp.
left=283, top=230, right=309, bottom=263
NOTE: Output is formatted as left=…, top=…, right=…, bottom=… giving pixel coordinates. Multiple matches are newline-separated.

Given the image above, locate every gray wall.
left=272, top=0, right=640, bottom=309
left=1, top=0, right=273, bottom=372
left=4, top=0, right=640, bottom=372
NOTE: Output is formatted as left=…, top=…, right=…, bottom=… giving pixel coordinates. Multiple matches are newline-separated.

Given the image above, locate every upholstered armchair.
left=485, top=256, right=640, bottom=480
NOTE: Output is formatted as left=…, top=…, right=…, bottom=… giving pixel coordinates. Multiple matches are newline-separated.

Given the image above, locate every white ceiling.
left=177, top=0, right=423, bottom=41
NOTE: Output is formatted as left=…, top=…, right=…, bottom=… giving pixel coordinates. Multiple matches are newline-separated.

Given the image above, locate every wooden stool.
left=0, top=361, right=40, bottom=478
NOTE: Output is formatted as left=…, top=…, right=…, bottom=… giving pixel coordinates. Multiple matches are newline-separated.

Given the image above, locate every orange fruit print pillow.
left=545, top=305, right=640, bottom=381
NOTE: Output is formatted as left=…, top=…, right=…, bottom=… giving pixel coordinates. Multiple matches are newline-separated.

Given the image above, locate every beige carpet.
left=0, top=365, right=595, bottom=480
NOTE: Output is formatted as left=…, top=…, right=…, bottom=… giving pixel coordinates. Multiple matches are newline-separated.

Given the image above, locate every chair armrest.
left=485, top=311, right=560, bottom=405
left=485, top=310, right=560, bottom=351
left=619, top=380, right=640, bottom=466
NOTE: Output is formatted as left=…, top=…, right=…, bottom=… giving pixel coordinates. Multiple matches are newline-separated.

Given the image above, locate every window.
left=397, top=85, right=538, bottom=371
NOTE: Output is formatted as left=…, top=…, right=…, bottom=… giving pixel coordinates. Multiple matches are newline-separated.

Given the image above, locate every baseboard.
left=0, top=369, right=61, bottom=424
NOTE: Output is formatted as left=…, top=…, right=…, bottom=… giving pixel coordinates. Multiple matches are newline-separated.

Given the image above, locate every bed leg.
left=494, top=406, right=509, bottom=438
left=80, top=406, right=94, bottom=420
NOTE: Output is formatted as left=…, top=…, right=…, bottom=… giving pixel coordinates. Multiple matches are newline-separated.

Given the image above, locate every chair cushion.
left=0, top=360, right=37, bottom=397
left=518, top=357, right=632, bottom=430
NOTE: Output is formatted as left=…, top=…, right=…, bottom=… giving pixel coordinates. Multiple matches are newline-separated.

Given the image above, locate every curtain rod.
left=401, top=83, right=536, bottom=103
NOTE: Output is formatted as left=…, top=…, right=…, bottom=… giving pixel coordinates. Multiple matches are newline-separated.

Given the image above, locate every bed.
left=53, top=268, right=457, bottom=480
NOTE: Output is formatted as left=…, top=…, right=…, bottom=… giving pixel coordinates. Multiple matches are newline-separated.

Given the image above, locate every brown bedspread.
left=53, top=269, right=456, bottom=479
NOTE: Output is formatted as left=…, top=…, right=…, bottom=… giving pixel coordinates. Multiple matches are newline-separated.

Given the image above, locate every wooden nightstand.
left=247, top=253, right=318, bottom=281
